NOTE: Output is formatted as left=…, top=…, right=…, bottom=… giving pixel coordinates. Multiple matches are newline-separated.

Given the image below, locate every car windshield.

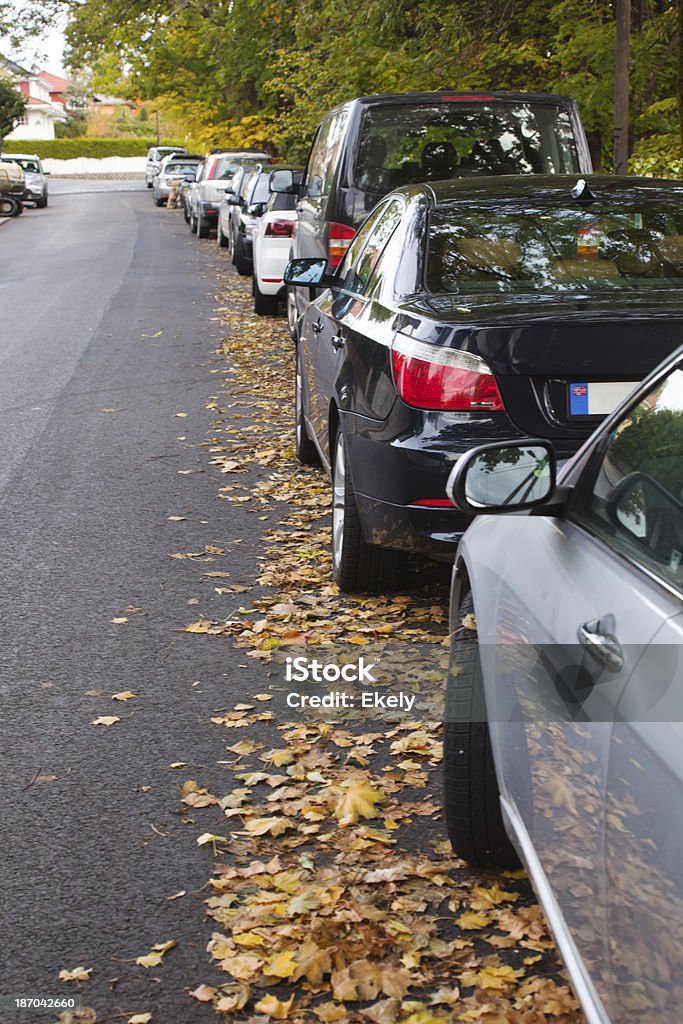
left=1, top=157, right=39, bottom=172
left=427, top=199, right=683, bottom=295
left=353, top=101, right=580, bottom=195
left=213, top=158, right=246, bottom=181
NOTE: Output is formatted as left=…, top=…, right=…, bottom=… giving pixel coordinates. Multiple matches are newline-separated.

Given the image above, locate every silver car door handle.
left=331, top=335, right=345, bottom=350
left=577, top=614, right=624, bottom=673
left=311, top=321, right=324, bottom=334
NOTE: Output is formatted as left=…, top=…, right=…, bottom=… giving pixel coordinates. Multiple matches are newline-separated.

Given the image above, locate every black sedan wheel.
left=331, top=430, right=405, bottom=593
left=443, top=592, right=520, bottom=868
left=295, top=351, right=319, bottom=466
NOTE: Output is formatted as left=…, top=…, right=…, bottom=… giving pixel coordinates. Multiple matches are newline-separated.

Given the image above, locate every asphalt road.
left=0, top=181, right=270, bottom=1022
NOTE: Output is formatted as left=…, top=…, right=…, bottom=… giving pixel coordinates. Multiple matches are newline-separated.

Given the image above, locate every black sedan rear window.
left=428, top=202, right=683, bottom=294
left=353, top=101, right=580, bottom=195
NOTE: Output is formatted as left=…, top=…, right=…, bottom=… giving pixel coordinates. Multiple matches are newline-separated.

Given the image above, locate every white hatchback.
left=252, top=174, right=300, bottom=316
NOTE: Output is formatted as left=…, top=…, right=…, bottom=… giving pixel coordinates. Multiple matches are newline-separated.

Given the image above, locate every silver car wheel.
left=332, top=433, right=346, bottom=570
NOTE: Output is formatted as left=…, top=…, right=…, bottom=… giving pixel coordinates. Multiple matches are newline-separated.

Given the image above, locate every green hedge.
left=1, top=138, right=185, bottom=158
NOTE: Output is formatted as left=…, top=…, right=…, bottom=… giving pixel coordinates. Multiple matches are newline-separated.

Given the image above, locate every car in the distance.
left=145, top=145, right=187, bottom=187
left=251, top=170, right=302, bottom=316
left=284, top=174, right=683, bottom=592
left=188, top=150, right=270, bottom=238
left=443, top=345, right=683, bottom=1024
left=152, top=153, right=203, bottom=206
left=221, top=167, right=271, bottom=275
left=0, top=153, right=48, bottom=207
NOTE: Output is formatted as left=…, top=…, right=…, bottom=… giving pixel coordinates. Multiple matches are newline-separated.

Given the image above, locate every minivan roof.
left=324, top=90, right=583, bottom=115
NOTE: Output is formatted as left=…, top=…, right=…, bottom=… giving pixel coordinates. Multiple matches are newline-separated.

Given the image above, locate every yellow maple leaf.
left=333, top=778, right=384, bottom=825
left=128, top=1015, right=152, bottom=1024
left=112, top=691, right=136, bottom=701
left=242, top=816, right=290, bottom=837
left=254, top=993, right=295, bottom=1019
left=313, top=1002, right=347, bottom=1022
left=91, top=716, right=120, bottom=726
left=263, top=950, right=297, bottom=978
left=456, top=912, right=490, bottom=930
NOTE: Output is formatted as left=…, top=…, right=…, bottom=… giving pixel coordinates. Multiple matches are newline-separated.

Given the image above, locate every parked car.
left=251, top=171, right=302, bottom=316
left=220, top=167, right=271, bottom=275
left=145, top=146, right=187, bottom=187
left=188, top=150, right=269, bottom=238
left=284, top=174, right=683, bottom=592
left=271, top=90, right=593, bottom=340
left=0, top=153, right=48, bottom=207
left=152, top=153, right=203, bottom=206
left=443, top=345, right=683, bottom=1024
left=180, top=164, right=201, bottom=222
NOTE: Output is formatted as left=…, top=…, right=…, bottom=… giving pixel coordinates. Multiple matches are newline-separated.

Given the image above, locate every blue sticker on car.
left=569, top=383, right=589, bottom=416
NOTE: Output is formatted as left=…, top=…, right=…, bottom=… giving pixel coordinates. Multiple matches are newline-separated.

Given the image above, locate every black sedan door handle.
left=577, top=613, right=624, bottom=673
left=331, top=335, right=345, bottom=350
left=311, top=321, right=324, bottom=334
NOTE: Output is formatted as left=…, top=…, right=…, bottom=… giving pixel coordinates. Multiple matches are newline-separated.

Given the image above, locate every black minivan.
left=272, top=91, right=593, bottom=339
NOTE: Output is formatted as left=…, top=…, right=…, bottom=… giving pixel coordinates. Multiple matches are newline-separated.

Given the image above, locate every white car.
left=0, top=153, right=48, bottom=207
left=251, top=172, right=300, bottom=316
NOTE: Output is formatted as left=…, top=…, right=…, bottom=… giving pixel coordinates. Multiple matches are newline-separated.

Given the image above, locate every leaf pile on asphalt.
left=179, top=268, right=584, bottom=1023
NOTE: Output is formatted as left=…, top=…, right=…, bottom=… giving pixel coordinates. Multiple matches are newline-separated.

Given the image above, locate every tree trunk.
left=678, top=0, right=683, bottom=159
left=614, top=0, right=631, bottom=174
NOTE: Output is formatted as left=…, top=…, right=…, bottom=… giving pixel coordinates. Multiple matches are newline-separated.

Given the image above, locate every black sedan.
left=285, top=175, right=683, bottom=592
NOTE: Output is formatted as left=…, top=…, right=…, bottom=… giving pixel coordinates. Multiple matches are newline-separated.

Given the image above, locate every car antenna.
left=571, top=178, right=597, bottom=203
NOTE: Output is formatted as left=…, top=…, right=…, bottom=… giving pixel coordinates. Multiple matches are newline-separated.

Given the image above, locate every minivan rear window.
left=353, top=102, right=580, bottom=195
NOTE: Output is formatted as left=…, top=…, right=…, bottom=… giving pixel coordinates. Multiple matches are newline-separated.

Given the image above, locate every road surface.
left=0, top=181, right=265, bottom=1022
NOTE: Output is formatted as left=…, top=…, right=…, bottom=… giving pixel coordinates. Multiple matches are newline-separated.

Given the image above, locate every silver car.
left=0, top=154, right=48, bottom=207
left=443, top=346, right=683, bottom=1024
left=152, top=154, right=202, bottom=206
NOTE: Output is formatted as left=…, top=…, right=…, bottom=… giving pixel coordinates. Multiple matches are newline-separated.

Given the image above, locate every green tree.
left=0, top=79, right=26, bottom=144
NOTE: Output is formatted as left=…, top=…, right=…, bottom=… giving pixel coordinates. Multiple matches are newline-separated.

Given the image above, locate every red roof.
left=39, top=70, right=74, bottom=91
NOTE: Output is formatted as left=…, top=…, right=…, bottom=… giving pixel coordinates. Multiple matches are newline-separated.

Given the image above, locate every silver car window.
left=576, top=366, right=683, bottom=593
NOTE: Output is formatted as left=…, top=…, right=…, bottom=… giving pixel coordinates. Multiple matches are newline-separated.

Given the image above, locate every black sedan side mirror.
left=284, top=258, right=335, bottom=288
left=446, top=439, right=559, bottom=514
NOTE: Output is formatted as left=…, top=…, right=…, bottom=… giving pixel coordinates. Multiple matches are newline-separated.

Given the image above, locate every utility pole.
left=614, top=0, right=631, bottom=174
left=155, top=109, right=160, bottom=145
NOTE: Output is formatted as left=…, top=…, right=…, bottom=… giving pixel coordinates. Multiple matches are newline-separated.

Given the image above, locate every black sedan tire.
left=295, top=350, right=320, bottom=466
left=443, top=592, right=520, bottom=868
left=331, top=430, right=406, bottom=593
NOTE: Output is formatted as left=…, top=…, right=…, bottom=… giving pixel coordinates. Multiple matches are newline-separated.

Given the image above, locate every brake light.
left=441, top=94, right=496, bottom=101
left=328, top=222, right=355, bottom=268
left=412, top=498, right=456, bottom=507
left=391, top=338, right=504, bottom=411
left=265, top=218, right=294, bottom=237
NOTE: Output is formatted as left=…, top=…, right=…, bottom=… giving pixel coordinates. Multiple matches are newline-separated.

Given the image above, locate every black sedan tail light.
left=391, top=338, right=504, bottom=412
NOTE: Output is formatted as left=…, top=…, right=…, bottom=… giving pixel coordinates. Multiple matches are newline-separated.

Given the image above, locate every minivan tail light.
left=328, top=222, right=355, bottom=268
left=391, top=338, right=504, bottom=412
left=265, top=218, right=294, bottom=237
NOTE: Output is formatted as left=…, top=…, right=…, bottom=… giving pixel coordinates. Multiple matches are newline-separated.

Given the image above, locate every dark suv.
left=272, top=91, right=592, bottom=338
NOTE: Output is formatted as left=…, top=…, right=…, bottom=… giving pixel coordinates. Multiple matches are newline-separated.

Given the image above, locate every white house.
left=1, top=58, right=66, bottom=140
